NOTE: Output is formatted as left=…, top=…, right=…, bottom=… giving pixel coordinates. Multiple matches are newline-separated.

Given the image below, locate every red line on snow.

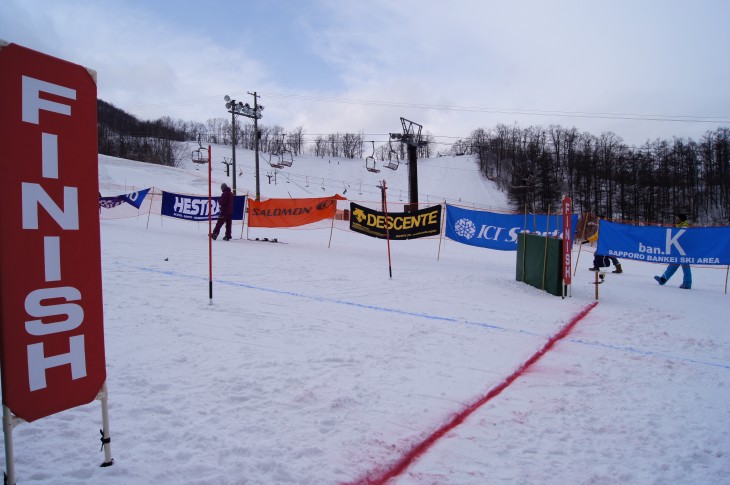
left=346, top=301, right=599, bottom=485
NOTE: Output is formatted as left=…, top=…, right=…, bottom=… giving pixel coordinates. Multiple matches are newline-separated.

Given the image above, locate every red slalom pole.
left=208, top=145, right=213, bottom=302
left=380, top=180, right=393, bottom=278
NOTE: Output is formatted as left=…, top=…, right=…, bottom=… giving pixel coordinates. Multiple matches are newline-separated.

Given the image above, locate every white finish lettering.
left=21, top=76, right=75, bottom=125
left=44, top=236, right=61, bottom=281
left=24, top=286, right=84, bottom=336
left=21, top=182, right=79, bottom=230
left=27, top=335, right=87, bottom=391
left=42, top=132, right=59, bottom=179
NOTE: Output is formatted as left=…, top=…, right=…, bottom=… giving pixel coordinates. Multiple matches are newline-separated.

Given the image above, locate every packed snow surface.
left=2, top=145, right=728, bottom=484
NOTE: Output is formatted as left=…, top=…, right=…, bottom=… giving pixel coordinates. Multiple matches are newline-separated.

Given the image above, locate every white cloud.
left=3, top=0, right=728, bottom=146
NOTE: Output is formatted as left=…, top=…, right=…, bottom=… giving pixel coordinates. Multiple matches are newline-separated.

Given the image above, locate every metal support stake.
left=3, top=405, right=25, bottom=485
left=96, top=382, right=113, bottom=467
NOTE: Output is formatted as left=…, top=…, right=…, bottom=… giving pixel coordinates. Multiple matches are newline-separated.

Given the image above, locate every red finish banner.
left=248, top=196, right=342, bottom=227
left=562, top=196, right=573, bottom=285
left=0, top=43, right=106, bottom=422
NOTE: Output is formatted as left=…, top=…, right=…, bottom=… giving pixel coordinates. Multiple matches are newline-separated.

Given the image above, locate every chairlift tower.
left=391, top=117, right=428, bottom=212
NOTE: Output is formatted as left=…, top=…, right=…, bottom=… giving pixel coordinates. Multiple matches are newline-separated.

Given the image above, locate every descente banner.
left=161, top=191, right=246, bottom=221
left=248, top=196, right=343, bottom=227
left=349, top=203, right=442, bottom=240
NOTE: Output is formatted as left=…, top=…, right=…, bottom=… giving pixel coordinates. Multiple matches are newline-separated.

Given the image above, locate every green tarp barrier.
left=516, top=233, right=564, bottom=297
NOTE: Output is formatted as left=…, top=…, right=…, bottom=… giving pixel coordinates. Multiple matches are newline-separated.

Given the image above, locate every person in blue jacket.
left=654, top=213, right=692, bottom=289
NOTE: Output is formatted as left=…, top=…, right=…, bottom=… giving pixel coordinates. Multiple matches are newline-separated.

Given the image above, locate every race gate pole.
left=380, top=180, right=393, bottom=278
left=208, top=146, right=213, bottom=302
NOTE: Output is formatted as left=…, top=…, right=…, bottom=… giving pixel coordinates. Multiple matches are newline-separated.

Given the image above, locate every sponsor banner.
left=349, top=203, right=442, bottom=240
left=598, top=220, right=730, bottom=265
left=0, top=43, right=106, bottom=421
left=99, top=188, right=150, bottom=209
left=445, top=204, right=578, bottom=251
left=161, top=191, right=246, bottom=221
left=248, top=196, right=339, bottom=227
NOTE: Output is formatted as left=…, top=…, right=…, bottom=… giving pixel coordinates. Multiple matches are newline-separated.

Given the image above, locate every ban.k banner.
left=598, top=220, right=730, bottom=265
left=161, top=191, right=246, bottom=221
left=248, top=196, right=341, bottom=227
left=99, top=188, right=150, bottom=209
left=445, top=204, right=578, bottom=251
left=349, top=203, right=442, bottom=240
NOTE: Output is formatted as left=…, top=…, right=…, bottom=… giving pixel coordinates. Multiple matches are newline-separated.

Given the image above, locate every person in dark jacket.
left=582, top=218, right=623, bottom=273
left=654, top=213, right=692, bottom=289
left=211, top=183, right=234, bottom=240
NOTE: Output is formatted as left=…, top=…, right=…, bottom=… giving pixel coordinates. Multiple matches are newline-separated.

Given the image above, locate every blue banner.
left=598, top=220, right=730, bottom=265
left=99, top=188, right=150, bottom=209
left=122, top=188, right=150, bottom=209
left=445, top=205, right=578, bottom=251
left=161, top=191, right=246, bottom=221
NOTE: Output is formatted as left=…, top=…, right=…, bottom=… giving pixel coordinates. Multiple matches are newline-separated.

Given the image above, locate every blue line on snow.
left=127, top=264, right=730, bottom=370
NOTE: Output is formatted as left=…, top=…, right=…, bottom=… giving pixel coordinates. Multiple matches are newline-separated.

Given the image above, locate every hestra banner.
left=349, top=203, right=442, bottom=240
left=161, top=191, right=246, bottom=221
left=0, top=42, right=106, bottom=422
left=248, top=196, right=342, bottom=227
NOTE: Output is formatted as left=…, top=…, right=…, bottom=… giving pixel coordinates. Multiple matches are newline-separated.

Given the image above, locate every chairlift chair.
left=191, top=136, right=208, bottom=164
left=277, top=133, right=294, bottom=168
left=266, top=150, right=284, bottom=169
left=279, top=149, right=294, bottom=167
left=383, top=136, right=400, bottom=170
left=191, top=149, right=207, bottom=164
left=365, top=141, right=380, bottom=173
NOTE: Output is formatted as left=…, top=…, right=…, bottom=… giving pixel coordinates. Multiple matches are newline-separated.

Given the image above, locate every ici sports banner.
left=0, top=42, right=106, bottom=422
left=349, top=203, right=442, bottom=240
left=445, top=204, right=578, bottom=251
left=248, top=196, right=342, bottom=227
left=598, top=220, right=730, bottom=265
left=161, top=191, right=246, bottom=221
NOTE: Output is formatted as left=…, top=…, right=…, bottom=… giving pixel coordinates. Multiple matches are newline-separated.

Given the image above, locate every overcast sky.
left=3, top=0, right=729, bottom=148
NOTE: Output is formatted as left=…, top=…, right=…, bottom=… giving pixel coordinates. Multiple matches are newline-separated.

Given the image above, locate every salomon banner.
left=349, top=203, right=442, bottom=240
left=597, top=220, right=730, bottom=265
left=248, top=196, right=342, bottom=227
left=0, top=43, right=107, bottom=422
left=445, top=204, right=578, bottom=251
left=161, top=191, right=246, bottom=221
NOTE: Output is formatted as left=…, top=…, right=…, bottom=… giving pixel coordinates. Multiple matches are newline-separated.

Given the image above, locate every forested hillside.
left=457, top=125, right=730, bottom=225
left=97, top=100, right=729, bottom=224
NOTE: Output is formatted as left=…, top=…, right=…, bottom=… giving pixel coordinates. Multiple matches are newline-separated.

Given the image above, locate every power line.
left=122, top=91, right=730, bottom=124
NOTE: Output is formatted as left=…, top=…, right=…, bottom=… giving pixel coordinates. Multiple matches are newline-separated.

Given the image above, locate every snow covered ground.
left=2, top=145, right=729, bottom=484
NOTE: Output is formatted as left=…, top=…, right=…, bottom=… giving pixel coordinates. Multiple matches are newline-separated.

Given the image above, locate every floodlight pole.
left=225, top=93, right=263, bottom=198
left=230, top=105, right=237, bottom=194
left=224, top=96, right=240, bottom=194
left=249, top=91, right=261, bottom=201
